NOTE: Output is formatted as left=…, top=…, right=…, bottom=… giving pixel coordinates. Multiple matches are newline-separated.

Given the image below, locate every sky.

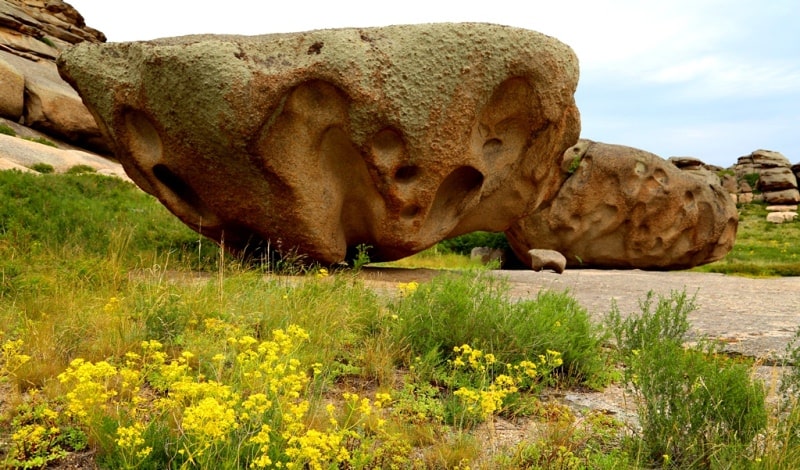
left=67, top=0, right=800, bottom=168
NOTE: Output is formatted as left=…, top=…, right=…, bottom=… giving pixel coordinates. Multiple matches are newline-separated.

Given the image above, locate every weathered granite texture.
left=506, top=140, right=739, bottom=270
left=57, top=23, right=581, bottom=264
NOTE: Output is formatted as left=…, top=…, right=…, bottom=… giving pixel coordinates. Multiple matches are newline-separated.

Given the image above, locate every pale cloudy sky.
left=67, top=0, right=800, bottom=168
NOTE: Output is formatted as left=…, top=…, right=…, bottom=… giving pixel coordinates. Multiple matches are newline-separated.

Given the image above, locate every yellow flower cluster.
left=46, top=324, right=409, bottom=469
left=315, top=267, right=329, bottom=278
left=58, top=359, right=120, bottom=419
left=453, top=344, right=495, bottom=372
left=397, top=281, right=419, bottom=297
left=450, top=344, right=564, bottom=420
left=1, top=335, right=32, bottom=382
left=116, top=422, right=152, bottom=462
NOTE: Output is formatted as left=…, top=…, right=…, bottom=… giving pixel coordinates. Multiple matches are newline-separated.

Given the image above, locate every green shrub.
left=36, top=36, right=56, bottom=48
left=65, top=165, right=96, bottom=174
left=606, top=290, right=693, bottom=356
left=391, top=271, right=610, bottom=388
left=0, top=123, right=16, bottom=136
left=30, top=163, right=55, bottom=174
left=632, top=342, right=766, bottom=468
left=436, top=231, right=509, bottom=255
left=608, top=290, right=767, bottom=468
left=743, top=172, right=760, bottom=189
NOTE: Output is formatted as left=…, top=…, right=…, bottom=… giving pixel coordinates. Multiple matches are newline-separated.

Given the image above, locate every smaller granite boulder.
left=506, top=140, right=739, bottom=270
left=766, top=212, right=797, bottom=224
left=528, top=249, right=566, bottom=273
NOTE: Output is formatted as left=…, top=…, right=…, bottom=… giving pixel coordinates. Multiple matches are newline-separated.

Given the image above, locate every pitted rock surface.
left=57, top=23, right=580, bottom=264
left=506, top=140, right=738, bottom=270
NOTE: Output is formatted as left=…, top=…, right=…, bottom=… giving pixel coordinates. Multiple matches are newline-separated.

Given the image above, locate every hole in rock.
left=394, top=165, right=419, bottom=182
left=401, top=204, right=421, bottom=219
left=307, top=42, right=324, bottom=55
left=429, top=166, right=485, bottom=220
left=152, top=164, right=210, bottom=222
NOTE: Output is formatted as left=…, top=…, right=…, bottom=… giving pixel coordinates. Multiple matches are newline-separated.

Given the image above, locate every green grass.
left=0, top=124, right=15, bottom=136
left=694, top=203, right=800, bottom=276
left=1, top=170, right=800, bottom=469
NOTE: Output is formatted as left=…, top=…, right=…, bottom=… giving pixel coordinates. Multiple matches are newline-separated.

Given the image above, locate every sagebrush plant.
left=608, top=290, right=768, bottom=469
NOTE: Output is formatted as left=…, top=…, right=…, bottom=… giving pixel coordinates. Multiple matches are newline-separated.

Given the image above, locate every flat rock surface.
left=361, top=267, right=800, bottom=359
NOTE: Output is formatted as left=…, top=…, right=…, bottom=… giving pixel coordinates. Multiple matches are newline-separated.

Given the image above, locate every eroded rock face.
left=57, top=23, right=581, bottom=264
left=734, top=149, right=800, bottom=205
left=0, top=0, right=108, bottom=152
left=506, top=140, right=738, bottom=270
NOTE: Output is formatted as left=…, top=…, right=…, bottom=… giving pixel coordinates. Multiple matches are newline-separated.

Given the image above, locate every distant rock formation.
left=506, top=140, right=738, bottom=270
left=733, top=150, right=800, bottom=205
left=57, top=24, right=581, bottom=265
left=668, top=156, right=738, bottom=196
left=0, top=0, right=109, bottom=155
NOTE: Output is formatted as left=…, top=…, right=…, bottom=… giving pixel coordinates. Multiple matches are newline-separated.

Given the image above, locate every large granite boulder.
left=506, top=140, right=738, bottom=270
left=57, top=23, right=581, bottom=264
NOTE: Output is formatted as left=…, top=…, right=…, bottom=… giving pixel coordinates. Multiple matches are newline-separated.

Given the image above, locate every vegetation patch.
left=0, top=124, right=16, bottom=136
left=694, top=203, right=800, bottom=276
left=2, top=170, right=800, bottom=468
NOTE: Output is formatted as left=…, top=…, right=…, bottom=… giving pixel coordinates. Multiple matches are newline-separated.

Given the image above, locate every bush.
left=436, top=231, right=509, bottom=255
left=30, top=163, right=55, bottom=174
left=608, top=290, right=767, bottom=468
left=743, top=172, right=760, bottom=190
left=391, top=271, right=609, bottom=388
left=65, top=165, right=96, bottom=174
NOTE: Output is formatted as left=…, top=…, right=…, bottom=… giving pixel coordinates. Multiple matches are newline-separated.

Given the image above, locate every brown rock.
left=528, top=249, right=566, bottom=274
left=0, top=55, right=24, bottom=118
left=758, top=167, right=798, bottom=192
left=668, top=156, right=706, bottom=171
left=0, top=49, right=105, bottom=151
left=764, top=188, right=800, bottom=205
left=0, top=132, right=127, bottom=177
left=766, top=212, right=797, bottom=224
left=506, top=140, right=738, bottom=270
left=737, top=149, right=791, bottom=169
left=737, top=192, right=754, bottom=204
left=766, top=205, right=798, bottom=212
left=57, top=24, right=581, bottom=264
left=0, top=0, right=109, bottom=152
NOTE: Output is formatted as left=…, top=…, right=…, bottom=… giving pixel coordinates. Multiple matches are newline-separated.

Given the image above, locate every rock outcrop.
left=0, top=0, right=108, bottom=153
left=733, top=150, right=800, bottom=205
left=57, top=24, right=581, bottom=264
left=668, top=156, right=738, bottom=197
left=506, top=140, right=738, bottom=270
